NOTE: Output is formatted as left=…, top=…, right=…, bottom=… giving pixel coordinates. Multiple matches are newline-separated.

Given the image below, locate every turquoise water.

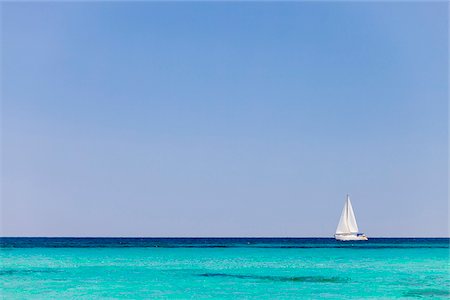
left=1, top=238, right=449, bottom=298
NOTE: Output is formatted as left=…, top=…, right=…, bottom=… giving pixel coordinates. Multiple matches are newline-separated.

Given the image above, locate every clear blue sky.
left=1, top=2, right=448, bottom=237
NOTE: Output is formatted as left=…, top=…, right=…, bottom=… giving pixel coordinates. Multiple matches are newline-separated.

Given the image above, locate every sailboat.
left=335, top=195, right=368, bottom=241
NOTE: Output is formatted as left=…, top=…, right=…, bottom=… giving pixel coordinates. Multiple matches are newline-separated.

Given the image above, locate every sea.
left=1, top=238, right=449, bottom=299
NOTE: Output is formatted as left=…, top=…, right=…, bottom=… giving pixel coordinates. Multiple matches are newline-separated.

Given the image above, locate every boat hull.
left=335, top=234, right=368, bottom=241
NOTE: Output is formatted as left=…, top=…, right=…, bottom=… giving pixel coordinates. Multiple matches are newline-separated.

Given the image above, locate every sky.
left=1, top=2, right=448, bottom=237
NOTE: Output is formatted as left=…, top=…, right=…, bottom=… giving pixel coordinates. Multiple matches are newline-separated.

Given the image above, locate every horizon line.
left=1, top=236, right=449, bottom=239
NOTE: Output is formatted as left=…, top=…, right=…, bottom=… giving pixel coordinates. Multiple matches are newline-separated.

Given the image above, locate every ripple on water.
left=0, top=268, right=60, bottom=276
left=404, top=289, right=450, bottom=298
left=197, top=273, right=348, bottom=283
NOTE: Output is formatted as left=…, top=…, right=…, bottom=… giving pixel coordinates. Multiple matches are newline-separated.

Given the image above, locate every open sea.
left=1, top=238, right=449, bottom=299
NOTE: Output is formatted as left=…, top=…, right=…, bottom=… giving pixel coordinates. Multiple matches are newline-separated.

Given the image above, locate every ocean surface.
left=1, top=238, right=449, bottom=299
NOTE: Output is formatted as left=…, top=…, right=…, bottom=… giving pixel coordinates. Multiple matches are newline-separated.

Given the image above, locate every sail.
left=336, top=199, right=350, bottom=234
left=346, top=197, right=359, bottom=233
left=335, top=195, right=359, bottom=234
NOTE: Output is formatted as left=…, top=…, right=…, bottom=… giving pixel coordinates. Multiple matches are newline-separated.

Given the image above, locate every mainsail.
left=335, top=195, right=359, bottom=234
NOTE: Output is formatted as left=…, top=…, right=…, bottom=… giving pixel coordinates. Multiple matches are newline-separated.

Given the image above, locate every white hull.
left=335, top=234, right=368, bottom=241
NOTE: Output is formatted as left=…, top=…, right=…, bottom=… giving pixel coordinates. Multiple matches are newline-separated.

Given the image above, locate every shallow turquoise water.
left=1, top=238, right=449, bottom=298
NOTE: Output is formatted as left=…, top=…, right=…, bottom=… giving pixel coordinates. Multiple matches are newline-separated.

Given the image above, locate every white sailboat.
left=335, top=195, right=368, bottom=241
